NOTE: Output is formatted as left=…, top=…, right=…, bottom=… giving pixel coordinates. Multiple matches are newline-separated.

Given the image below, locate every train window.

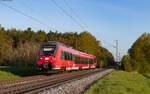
left=85, top=58, right=86, bottom=64
left=94, top=58, right=97, bottom=63
left=79, top=57, right=81, bottom=64
left=75, top=56, right=80, bottom=64
left=76, top=56, right=78, bottom=63
left=91, top=59, right=93, bottom=64
left=79, top=57, right=83, bottom=64
left=83, top=58, right=84, bottom=64
left=66, top=52, right=68, bottom=60
left=72, top=54, right=73, bottom=60
left=42, top=46, right=56, bottom=56
left=80, top=57, right=82, bottom=64
left=88, top=59, right=90, bottom=64
left=79, top=57, right=80, bottom=63
left=92, top=59, right=94, bottom=64
left=75, top=56, right=78, bottom=64
left=90, top=59, right=92, bottom=64
left=80, top=57, right=81, bottom=64
left=86, top=58, right=88, bottom=64
left=85, top=58, right=87, bottom=64
left=76, top=57, right=78, bottom=63
left=67, top=52, right=69, bottom=60
left=82, top=58, right=84, bottom=64
left=68, top=53, right=70, bottom=60
left=64, top=52, right=67, bottom=60
left=72, top=54, right=75, bottom=61
left=70, top=53, right=73, bottom=60
left=77, top=57, right=79, bottom=64
left=69, top=53, right=72, bottom=60
left=74, top=56, right=76, bottom=63
left=60, top=50, right=64, bottom=60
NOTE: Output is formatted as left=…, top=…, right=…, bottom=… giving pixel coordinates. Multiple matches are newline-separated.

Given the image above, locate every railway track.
left=0, top=68, right=107, bottom=94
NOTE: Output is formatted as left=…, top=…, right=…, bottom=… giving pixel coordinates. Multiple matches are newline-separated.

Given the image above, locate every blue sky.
left=0, top=0, right=150, bottom=60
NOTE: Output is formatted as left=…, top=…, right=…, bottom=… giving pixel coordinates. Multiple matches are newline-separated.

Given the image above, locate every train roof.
left=41, top=41, right=96, bottom=57
left=41, top=41, right=66, bottom=46
left=59, top=45, right=96, bottom=58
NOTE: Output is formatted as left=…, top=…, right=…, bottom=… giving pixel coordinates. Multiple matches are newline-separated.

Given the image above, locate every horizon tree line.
left=0, top=25, right=115, bottom=67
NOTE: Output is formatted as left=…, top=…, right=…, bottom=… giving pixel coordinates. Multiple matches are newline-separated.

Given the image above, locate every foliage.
left=8, top=42, right=40, bottom=67
left=121, top=55, right=132, bottom=72
left=0, top=25, right=114, bottom=67
left=0, top=26, right=13, bottom=65
left=84, top=71, right=150, bottom=94
left=126, top=33, right=150, bottom=73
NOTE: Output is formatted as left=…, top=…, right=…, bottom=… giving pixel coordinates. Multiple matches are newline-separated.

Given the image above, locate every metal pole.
left=116, top=40, right=118, bottom=62
left=75, top=34, right=77, bottom=49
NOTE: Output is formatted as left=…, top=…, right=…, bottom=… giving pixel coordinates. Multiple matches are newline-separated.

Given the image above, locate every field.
left=0, top=66, right=38, bottom=80
left=84, top=71, right=150, bottom=94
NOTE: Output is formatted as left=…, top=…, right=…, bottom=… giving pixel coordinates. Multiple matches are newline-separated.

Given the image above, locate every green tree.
left=121, top=55, right=132, bottom=72
left=128, top=33, right=150, bottom=73
left=77, top=31, right=98, bottom=54
left=0, top=25, right=114, bottom=67
left=0, top=26, right=13, bottom=65
left=34, top=30, right=47, bottom=43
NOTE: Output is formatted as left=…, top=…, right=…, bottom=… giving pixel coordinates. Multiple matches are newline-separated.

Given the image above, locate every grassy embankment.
left=84, top=71, right=150, bottom=94
left=0, top=66, right=38, bottom=80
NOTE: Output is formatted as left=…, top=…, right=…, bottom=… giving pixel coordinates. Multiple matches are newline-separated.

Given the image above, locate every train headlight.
left=45, top=57, right=49, bottom=60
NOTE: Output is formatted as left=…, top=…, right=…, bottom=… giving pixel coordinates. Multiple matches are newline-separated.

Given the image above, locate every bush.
left=7, top=42, right=40, bottom=67
left=121, top=55, right=132, bottom=72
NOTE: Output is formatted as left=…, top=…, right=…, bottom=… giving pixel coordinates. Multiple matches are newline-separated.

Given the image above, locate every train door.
left=72, top=54, right=76, bottom=70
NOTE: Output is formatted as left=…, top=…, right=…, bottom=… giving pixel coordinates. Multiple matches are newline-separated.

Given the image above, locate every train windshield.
left=40, top=46, right=56, bottom=56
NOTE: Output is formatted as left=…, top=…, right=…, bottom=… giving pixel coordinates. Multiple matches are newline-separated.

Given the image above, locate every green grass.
left=0, top=66, right=38, bottom=80
left=84, top=71, right=150, bottom=94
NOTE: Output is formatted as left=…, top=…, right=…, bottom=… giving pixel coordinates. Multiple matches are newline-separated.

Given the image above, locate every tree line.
left=0, top=25, right=115, bottom=67
left=121, top=33, right=150, bottom=73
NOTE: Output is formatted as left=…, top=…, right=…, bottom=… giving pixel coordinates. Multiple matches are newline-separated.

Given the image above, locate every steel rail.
left=0, top=69, right=104, bottom=94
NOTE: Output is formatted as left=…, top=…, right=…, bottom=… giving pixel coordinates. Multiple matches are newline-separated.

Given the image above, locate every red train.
left=36, top=41, right=97, bottom=72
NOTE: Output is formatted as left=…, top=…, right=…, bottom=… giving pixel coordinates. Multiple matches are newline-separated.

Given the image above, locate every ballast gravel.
left=39, top=69, right=114, bottom=94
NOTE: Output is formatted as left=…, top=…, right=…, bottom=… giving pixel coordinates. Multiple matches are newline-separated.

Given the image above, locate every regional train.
left=36, top=41, right=97, bottom=72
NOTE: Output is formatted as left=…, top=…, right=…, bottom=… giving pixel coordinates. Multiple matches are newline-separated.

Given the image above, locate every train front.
left=36, top=42, right=57, bottom=72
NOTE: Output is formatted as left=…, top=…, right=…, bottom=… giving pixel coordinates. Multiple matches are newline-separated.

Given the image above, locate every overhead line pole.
left=115, top=40, right=118, bottom=62
left=102, top=40, right=119, bottom=62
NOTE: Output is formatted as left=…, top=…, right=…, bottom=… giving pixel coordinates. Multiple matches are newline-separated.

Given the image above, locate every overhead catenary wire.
left=0, top=2, right=56, bottom=31
left=101, top=40, right=120, bottom=61
left=17, top=1, right=37, bottom=15
left=63, top=0, right=88, bottom=28
left=17, top=0, right=54, bottom=25
left=101, top=40, right=116, bottom=48
left=50, top=0, right=86, bottom=31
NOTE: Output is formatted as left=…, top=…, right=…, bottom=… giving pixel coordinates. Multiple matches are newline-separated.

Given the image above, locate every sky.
left=0, top=0, right=150, bottom=61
